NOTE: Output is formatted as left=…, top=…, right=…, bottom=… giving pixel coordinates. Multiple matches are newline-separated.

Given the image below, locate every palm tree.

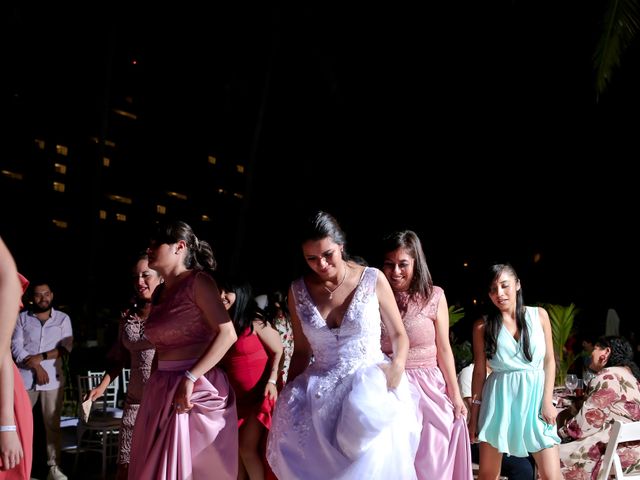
left=594, top=0, right=640, bottom=96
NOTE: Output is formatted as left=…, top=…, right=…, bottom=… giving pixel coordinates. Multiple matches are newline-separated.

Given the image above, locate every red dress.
left=0, top=363, right=33, bottom=480
left=222, top=327, right=274, bottom=429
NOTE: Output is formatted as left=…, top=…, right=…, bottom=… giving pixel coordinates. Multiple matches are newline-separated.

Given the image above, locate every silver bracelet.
left=0, top=425, right=17, bottom=432
left=267, top=379, right=277, bottom=385
left=472, top=399, right=482, bottom=405
left=184, top=370, right=198, bottom=383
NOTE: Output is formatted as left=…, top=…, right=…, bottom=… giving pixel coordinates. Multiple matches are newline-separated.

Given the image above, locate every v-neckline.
left=303, top=267, right=367, bottom=331
left=501, top=323, right=521, bottom=344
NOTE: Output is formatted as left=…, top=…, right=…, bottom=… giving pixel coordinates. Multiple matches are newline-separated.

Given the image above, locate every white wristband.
left=184, top=370, right=198, bottom=383
left=472, top=399, right=482, bottom=405
left=0, top=425, right=17, bottom=432
left=267, top=379, right=277, bottom=385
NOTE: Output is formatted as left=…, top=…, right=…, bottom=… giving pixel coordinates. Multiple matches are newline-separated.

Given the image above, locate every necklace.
left=323, top=264, right=348, bottom=299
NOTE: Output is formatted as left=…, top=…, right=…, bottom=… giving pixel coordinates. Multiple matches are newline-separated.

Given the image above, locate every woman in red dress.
left=0, top=237, right=33, bottom=480
left=219, top=276, right=283, bottom=480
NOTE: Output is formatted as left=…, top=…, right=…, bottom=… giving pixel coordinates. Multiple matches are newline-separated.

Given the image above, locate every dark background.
left=2, top=4, right=638, bottom=342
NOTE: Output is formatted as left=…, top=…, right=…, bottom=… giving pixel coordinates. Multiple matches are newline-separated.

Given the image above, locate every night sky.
left=4, top=4, right=639, bottom=337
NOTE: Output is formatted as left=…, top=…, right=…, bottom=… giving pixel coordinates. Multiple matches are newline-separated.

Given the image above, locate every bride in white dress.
left=267, top=211, right=420, bottom=479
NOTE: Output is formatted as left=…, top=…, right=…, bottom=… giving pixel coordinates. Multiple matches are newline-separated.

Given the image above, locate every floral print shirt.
left=559, top=366, right=640, bottom=479
left=273, top=312, right=294, bottom=386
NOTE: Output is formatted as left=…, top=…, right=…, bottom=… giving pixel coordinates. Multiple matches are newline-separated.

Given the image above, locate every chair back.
left=121, top=368, right=131, bottom=395
left=598, top=420, right=640, bottom=479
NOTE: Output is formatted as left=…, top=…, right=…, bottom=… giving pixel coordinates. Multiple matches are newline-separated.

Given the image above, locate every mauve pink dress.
left=381, top=286, right=473, bottom=480
left=128, top=271, right=238, bottom=480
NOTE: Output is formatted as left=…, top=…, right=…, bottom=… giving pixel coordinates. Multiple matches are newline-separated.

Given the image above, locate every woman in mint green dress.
left=468, top=263, right=561, bottom=480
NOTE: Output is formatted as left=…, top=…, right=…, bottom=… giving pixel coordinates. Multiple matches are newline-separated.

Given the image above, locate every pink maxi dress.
left=128, top=271, right=238, bottom=480
left=382, top=286, right=473, bottom=480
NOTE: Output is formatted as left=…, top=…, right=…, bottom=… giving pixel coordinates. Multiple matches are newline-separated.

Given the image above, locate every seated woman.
left=558, top=336, right=640, bottom=478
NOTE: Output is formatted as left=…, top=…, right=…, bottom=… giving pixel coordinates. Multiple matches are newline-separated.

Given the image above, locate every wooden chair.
left=74, top=374, right=122, bottom=478
left=598, top=420, right=640, bottom=479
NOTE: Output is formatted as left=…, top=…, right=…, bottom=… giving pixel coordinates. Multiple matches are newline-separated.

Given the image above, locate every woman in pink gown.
left=129, top=221, right=238, bottom=480
left=0, top=239, right=33, bottom=480
left=381, top=230, right=473, bottom=480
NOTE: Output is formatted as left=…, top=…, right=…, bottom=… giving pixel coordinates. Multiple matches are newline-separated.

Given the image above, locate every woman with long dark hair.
left=468, top=263, right=561, bottom=480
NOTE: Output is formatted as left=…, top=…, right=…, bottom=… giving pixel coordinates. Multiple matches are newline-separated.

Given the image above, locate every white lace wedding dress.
left=267, top=267, right=419, bottom=479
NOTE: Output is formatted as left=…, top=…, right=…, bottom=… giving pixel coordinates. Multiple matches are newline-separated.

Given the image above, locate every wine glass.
left=565, top=374, right=579, bottom=396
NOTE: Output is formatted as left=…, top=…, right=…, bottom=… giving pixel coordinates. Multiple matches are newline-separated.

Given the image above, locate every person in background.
left=128, top=220, right=238, bottom=480
left=558, top=335, right=640, bottom=478
left=85, top=253, right=162, bottom=480
left=11, top=280, right=73, bottom=480
left=458, top=362, right=535, bottom=480
left=263, top=290, right=293, bottom=387
left=218, top=275, right=282, bottom=480
left=381, top=230, right=472, bottom=480
left=0, top=237, right=33, bottom=479
left=468, top=263, right=561, bottom=480
left=267, top=210, right=419, bottom=479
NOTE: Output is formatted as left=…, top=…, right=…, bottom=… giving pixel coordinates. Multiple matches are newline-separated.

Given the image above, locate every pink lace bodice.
left=144, top=270, right=215, bottom=353
left=381, top=286, right=443, bottom=369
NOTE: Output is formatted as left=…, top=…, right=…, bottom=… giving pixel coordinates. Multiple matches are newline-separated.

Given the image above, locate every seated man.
left=458, top=362, right=536, bottom=480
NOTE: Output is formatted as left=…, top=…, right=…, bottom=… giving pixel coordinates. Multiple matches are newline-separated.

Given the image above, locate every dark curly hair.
left=596, top=336, right=640, bottom=381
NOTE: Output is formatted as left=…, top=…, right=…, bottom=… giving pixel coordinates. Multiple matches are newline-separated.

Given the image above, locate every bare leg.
left=478, top=442, right=503, bottom=480
left=239, top=416, right=265, bottom=480
left=531, top=445, right=561, bottom=480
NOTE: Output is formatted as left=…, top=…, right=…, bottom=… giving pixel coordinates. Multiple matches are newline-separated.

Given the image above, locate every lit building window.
left=167, top=191, right=187, bottom=200
left=233, top=192, right=244, bottom=199
left=54, top=163, right=67, bottom=174
left=156, top=205, right=166, bottom=214
left=1, top=170, right=23, bottom=180
left=52, top=182, right=65, bottom=193
left=107, top=194, right=132, bottom=205
left=52, top=219, right=68, bottom=229
left=208, top=155, right=217, bottom=165
left=99, top=210, right=107, bottom=220
left=112, top=108, right=137, bottom=120
left=103, top=157, right=110, bottom=167
left=116, top=213, right=127, bottom=222
left=201, top=215, right=210, bottom=222
left=236, top=164, right=245, bottom=173
left=35, top=139, right=45, bottom=150
left=56, top=145, right=68, bottom=156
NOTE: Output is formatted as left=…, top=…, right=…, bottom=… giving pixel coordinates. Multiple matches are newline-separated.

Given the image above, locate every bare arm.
left=376, top=270, right=409, bottom=389
left=0, top=238, right=21, bottom=367
left=0, top=238, right=24, bottom=470
left=285, top=287, right=312, bottom=384
left=434, top=293, right=466, bottom=418
left=174, top=272, right=237, bottom=411
left=469, top=318, right=488, bottom=442
left=254, top=319, right=283, bottom=400
left=538, top=306, right=557, bottom=425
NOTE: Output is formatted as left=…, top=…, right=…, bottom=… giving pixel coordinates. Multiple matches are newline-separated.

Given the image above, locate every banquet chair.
left=598, top=420, right=640, bottom=479
left=74, top=374, right=122, bottom=478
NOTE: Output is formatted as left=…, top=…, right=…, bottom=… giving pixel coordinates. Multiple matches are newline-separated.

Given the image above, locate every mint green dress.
left=477, top=306, right=560, bottom=456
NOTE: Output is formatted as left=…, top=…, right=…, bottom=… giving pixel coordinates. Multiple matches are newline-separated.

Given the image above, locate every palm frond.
left=545, top=303, right=580, bottom=385
left=594, top=0, right=640, bottom=95
left=448, top=305, right=465, bottom=327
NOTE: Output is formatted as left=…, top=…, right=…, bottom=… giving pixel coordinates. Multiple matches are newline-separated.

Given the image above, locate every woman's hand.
left=451, top=393, right=468, bottom=420
left=85, top=385, right=106, bottom=402
left=264, top=382, right=278, bottom=401
left=540, top=400, right=557, bottom=425
left=380, top=361, right=404, bottom=389
left=0, top=430, right=23, bottom=471
left=173, top=377, right=195, bottom=413
left=468, top=414, right=479, bottom=443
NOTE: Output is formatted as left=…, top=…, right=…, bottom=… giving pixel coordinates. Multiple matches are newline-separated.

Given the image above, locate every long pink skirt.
left=129, top=359, right=238, bottom=480
left=408, top=366, right=473, bottom=480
